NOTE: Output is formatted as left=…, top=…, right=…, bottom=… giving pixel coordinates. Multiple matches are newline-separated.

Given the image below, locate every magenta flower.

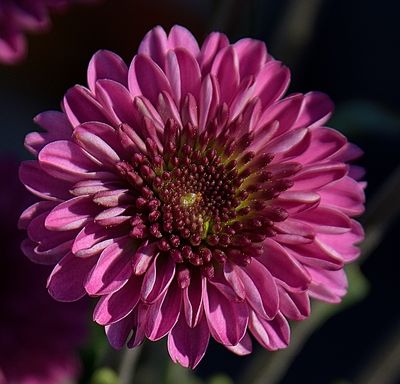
left=0, top=159, right=87, bottom=384
left=20, top=25, right=365, bottom=368
left=0, top=0, right=94, bottom=64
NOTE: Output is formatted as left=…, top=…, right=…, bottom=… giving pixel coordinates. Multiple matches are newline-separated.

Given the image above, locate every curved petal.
left=203, top=282, right=248, bottom=346
left=168, top=313, right=210, bottom=369
left=47, top=252, right=97, bottom=302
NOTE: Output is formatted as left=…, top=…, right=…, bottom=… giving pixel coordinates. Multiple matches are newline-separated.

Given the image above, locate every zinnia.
left=0, top=158, right=87, bottom=383
left=20, top=25, right=365, bottom=368
left=0, top=0, right=94, bottom=64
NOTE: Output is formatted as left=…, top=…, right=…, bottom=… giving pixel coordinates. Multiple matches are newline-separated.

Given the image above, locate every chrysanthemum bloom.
left=0, top=0, right=95, bottom=64
left=0, top=159, right=87, bottom=383
left=20, top=25, right=365, bottom=368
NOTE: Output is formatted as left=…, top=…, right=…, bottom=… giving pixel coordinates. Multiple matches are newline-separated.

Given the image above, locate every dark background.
left=1, top=0, right=399, bottom=383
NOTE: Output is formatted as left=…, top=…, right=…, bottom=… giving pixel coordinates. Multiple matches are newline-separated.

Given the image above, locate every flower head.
left=20, top=25, right=365, bottom=368
left=0, top=0, right=94, bottom=64
left=0, top=158, right=87, bottom=383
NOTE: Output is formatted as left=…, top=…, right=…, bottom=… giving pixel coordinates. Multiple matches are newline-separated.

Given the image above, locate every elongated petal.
left=168, top=313, right=210, bottom=368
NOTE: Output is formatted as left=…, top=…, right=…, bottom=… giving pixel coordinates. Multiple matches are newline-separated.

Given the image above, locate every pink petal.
left=93, top=276, right=142, bottom=325
left=129, top=54, right=172, bottom=105
left=168, top=313, right=210, bottom=369
left=278, top=289, right=310, bottom=320
left=168, top=25, right=200, bottom=56
left=95, top=80, right=138, bottom=129
left=63, top=85, right=110, bottom=127
left=25, top=111, right=72, bottom=155
left=141, top=253, right=176, bottom=303
left=72, top=222, right=122, bottom=258
left=105, top=310, right=135, bottom=349
left=203, top=282, right=248, bottom=346
left=225, top=332, right=252, bottom=356
left=18, top=201, right=57, bottom=230
left=307, top=267, right=348, bottom=303
left=294, top=206, right=352, bottom=234
left=319, top=176, right=365, bottom=216
left=132, top=241, right=158, bottom=275
left=47, top=252, right=97, bottom=302
left=19, top=160, right=71, bottom=201
left=253, top=61, right=290, bottom=108
left=45, top=196, right=99, bottom=231
left=211, top=46, right=239, bottom=104
left=292, top=163, right=347, bottom=191
left=85, top=237, right=134, bottom=295
left=73, top=125, right=120, bottom=166
left=183, top=272, right=205, bottom=328
left=138, top=25, right=169, bottom=69
left=38, top=140, right=107, bottom=183
left=199, top=32, right=229, bottom=75
left=235, top=259, right=279, bottom=320
left=233, top=38, right=268, bottom=79
left=294, top=127, right=347, bottom=164
left=145, top=279, right=182, bottom=341
left=87, top=50, right=128, bottom=92
left=249, top=311, right=290, bottom=350
left=293, top=91, right=334, bottom=129
left=259, top=239, right=311, bottom=292
left=316, top=219, right=364, bottom=263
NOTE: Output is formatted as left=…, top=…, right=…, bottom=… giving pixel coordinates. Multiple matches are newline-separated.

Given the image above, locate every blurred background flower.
left=0, top=0, right=97, bottom=64
left=0, top=0, right=399, bottom=383
left=0, top=159, right=88, bottom=383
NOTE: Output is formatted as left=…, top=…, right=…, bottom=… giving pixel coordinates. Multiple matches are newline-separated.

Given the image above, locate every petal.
left=253, top=61, right=290, bottom=108
left=25, top=111, right=72, bottom=155
left=145, top=279, right=182, bottom=340
left=168, top=313, right=210, bottom=369
left=129, top=54, right=172, bottom=105
left=141, top=253, right=176, bottom=303
left=233, top=38, right=268, bottom=79
left=235, top=259, right=279, bottom=319
left=183, top=272, right=205, bottom=328
left=225, top=332, right=252, bottom=356
left=293, top=91, right=334, bottom=129
left=279, top=288, right=310, bottom=320
left=105, top=310, right=135, bottom=349
left=19, top=160, right=71, bottom=201
left=292, top=163, right=347, bottom=191
left=38, top=140, right=110, bottom=183
left=249, top=311, right=290, bottom=350
left=73, top=125, right=120, bottom=167
left=87, top=50, right=128, bottom=92
left=45, top=196, right=99, bottom=231
left=85, top=237, right=135, bottom=295
left=168, top=25, right=200, bottom=56
left=307, top=267, right=348, bottom=303
left=132, top=241, right=158, bottom=275
left=47, top=252, right=97, bottom=302
left=203, top=282, right=248, bottom=346
left=18, top=200, right=57, bottom=230
left=211, top=46, right=240, bottom=104
left=199, top=32, right=229, bottom=75
left=93, top=276, right=142, bottom=325
left=319, top=176, right=365, bottom=216
left=63, top=85, right=111, bottom=127
left=138, top=25, right=169, bottom=69
left=259, top=238, right=311, bottom=292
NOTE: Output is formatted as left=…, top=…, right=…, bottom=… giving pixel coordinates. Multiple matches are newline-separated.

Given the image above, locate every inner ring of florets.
left=116, top=120, right=298, bottom=277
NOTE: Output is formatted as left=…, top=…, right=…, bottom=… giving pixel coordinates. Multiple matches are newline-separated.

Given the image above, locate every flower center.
left=116, top=119, right=299, bottom=277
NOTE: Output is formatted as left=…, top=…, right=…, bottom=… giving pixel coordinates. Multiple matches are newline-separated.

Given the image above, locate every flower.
left=0, top=0, right=94, bottom=64
left=20, top=25, right=365, bottom=368
left=0, top=158, right=87, bottom=383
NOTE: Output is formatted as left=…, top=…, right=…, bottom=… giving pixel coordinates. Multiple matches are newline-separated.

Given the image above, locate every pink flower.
left=0, top=0, right=94, bottom=64
left=20, top=25, right=365, bottom=368
left=0, top=158, right=87, bottom=384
